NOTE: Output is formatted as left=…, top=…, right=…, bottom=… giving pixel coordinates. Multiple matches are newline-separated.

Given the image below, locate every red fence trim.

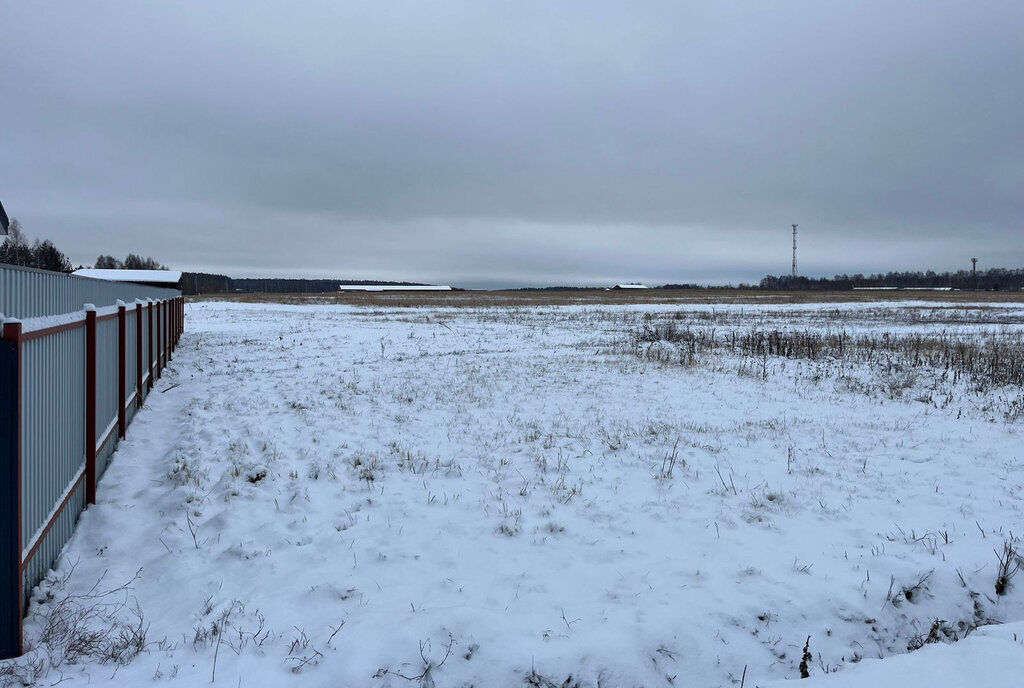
left=147, top=301, right=154, bottom=390
left=162, top=301, right=168, bottom=368
left=1, top=320, right=25, bottom=656
left=19, top=309, right=119, bottom=344
left=85, top=309, right=97, bottom=505
left=118, top=305, right=126, bottom=439
left=19, top=470, right=86, bottom=576
left=157, top=302, right=163, bottom=379
left=20, top=320, right=85, bottom=343
left=136, top=302, right=144, bottom=408
left=166, top=300, right=172, bottom=362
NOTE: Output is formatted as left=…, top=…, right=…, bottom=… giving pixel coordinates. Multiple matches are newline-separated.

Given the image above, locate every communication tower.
left=791, top=224, right=798, bottom=276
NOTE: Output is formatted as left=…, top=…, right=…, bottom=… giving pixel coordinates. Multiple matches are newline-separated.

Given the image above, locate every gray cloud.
left=2, top=1, right=1022, bottom=287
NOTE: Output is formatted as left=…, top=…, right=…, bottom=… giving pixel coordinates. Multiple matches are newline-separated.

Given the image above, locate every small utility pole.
left=972, top=258, right=978, bottom=290
left=791, top=224, right=798, bottom=277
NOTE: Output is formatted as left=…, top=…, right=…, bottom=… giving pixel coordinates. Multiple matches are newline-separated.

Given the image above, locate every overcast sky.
left=3, top=2, right=1022, bottom=288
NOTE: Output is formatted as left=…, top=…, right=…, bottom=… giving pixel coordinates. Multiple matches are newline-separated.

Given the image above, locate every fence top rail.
left=15, top=311, right=87, bottom=339
left=3, top=297, right=178, bottom=341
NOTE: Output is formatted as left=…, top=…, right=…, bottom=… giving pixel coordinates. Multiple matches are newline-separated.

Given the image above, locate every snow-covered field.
left=5, top=298, right=1024, bottom=687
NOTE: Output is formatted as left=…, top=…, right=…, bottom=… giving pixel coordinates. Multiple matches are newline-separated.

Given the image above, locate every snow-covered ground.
left=5, top=299, right=1024, bottom=687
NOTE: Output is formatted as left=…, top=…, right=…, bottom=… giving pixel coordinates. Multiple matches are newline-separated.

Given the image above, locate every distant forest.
left=180, top=273, right=429, bottom=295
left=757, top=268, right=1024, bottom=291
left=181, top=270, right=1024, bottom=294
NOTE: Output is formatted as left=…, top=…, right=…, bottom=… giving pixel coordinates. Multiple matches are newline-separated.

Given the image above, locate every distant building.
left=338, top=285, right=453, bottom=292
left=852, top=286, right=954, bottom=292
left=72, top=269, right=183, bottom=290
left=612, top=284, right=649, bottom=290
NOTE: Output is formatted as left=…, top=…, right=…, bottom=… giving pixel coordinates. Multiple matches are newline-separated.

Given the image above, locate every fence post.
left=165, top=300, right=172, bottom=363
left=162, top=299, right=168, bottom=366
left=155, top=300, right=162, bottom=380
left=1, top=318, right=24, bottom=658
left=167, top=299, right=172, bottom=357
left=147, top=300, right=154, bottom=390
left=85, top=305, right=97, bottom=505
left=136, top=301, right=144, bottom=408
left=117, top=302, right=127, bottom=439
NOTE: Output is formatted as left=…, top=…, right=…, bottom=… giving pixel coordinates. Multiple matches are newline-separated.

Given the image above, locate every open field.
left=4, top=297, right=1024, bottom=687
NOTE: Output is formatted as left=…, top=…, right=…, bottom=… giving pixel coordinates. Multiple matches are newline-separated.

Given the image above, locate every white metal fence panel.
left=20, top=328, right=87, bottom=585
left=0, top=264, right=179, bottom=320
left=95, top=314, right=119, bottom=479
left=125, top=307, right=140, bottom=420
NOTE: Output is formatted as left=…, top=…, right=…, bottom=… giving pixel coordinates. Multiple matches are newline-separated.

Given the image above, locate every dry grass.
left=630, top=322, right=1024, bottom=389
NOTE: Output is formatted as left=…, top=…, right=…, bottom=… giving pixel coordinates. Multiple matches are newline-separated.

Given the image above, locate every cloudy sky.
left=3, top=2, right=1022, bottom=288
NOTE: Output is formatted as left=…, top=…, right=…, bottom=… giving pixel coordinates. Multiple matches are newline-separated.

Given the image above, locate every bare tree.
left=0, top=218, right=34, bottom=266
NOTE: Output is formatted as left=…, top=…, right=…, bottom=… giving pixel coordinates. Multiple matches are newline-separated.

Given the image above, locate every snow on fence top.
left=72, top=269, right=183, bottom=285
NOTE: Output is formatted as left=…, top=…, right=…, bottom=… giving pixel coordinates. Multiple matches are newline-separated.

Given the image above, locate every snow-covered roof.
left=614, top=284, right=649, bottom=289
left=853, top=286, right=954, bottom=291
left=338, top=285, right=452, bottom=291
left=73, top=269, right=183, bottom=284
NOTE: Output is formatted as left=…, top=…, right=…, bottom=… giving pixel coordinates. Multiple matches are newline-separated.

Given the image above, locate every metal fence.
left=0, top=264, right=181, bottom=320
left=0, top=264, right=183, bottom=658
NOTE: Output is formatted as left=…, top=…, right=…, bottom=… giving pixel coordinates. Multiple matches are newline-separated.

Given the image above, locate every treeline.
left=179, top=273, right=428, bottom=295
left=758, top=268, right=1024, bottom=291
left=1, top=217, right=171, bottom=275
left=0, top=219, right=73, bottom=272
left=511, top=284, right=712, bottom=291
left=510, top=286, right=604, bottom=291
left=233, top=278, right=427, bottom=294
left=95, top=254, right=168, bottom=270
